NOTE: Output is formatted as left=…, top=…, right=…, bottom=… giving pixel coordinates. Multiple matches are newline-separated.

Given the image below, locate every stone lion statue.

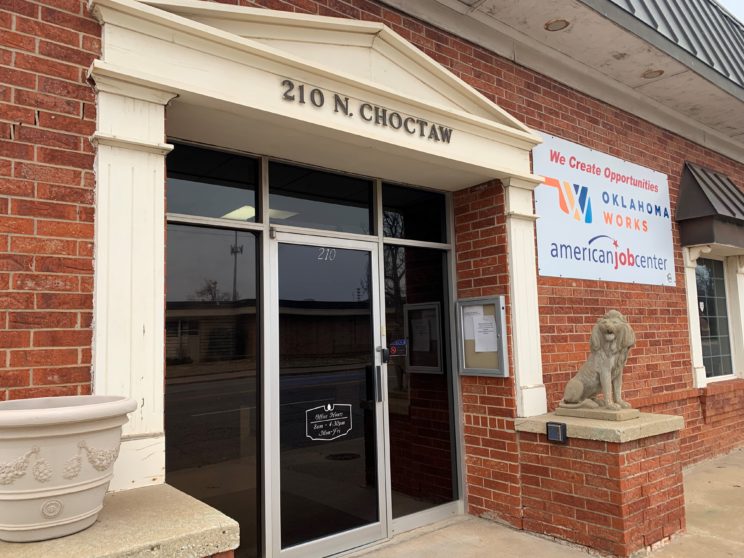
left=559, top=310, right=636, bottom=410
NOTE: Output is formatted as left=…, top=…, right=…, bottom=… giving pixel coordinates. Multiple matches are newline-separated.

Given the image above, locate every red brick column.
left=516, top=414, right=685, bottom=557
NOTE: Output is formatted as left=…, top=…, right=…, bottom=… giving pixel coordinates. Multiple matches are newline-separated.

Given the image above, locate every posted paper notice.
left=474, top=315, right=498, bottom=353
left=463, top=306, right=484, bottom=340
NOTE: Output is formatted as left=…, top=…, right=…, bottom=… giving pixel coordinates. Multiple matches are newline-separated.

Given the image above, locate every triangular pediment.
left=90, top=0, right=543, bottom=189
left=142, top=0, right=533, bottom=135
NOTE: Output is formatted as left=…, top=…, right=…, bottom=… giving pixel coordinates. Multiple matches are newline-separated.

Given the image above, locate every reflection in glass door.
left=164, top=146, right=460, bottom=558
left=273, top=236, right=385, bottom=556
left=383, top=246, right=457, bottom=518
left=165, top=224, right=260, bottom=558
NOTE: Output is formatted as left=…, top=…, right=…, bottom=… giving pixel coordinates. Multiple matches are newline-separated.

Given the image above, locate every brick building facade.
left=1, top=0, right=743, bottom=557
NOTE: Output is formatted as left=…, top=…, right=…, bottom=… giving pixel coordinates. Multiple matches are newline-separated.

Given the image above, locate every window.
left=383, top=245, right=457, bottom=516
left=269, top=161, right=373, bottom=234
left=167, top=142, right=259, bottom=221
left=166, top=143, right=262, bottom=558
left=382, top=183, right=446, bottom=242
left=696, top=258, right=733, bottom=378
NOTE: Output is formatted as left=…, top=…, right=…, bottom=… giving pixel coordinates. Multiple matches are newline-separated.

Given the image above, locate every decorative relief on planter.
left=41, top=499, right=63, bottom=519
left=0, top=441, right=121, bottom=489
left=62, top=456, right=82, bottom=480
left=0, top=447, right=40, bottom=485
left=32, top=459, right=53, bottom=483
left=78, top=441, right=120, bottom=472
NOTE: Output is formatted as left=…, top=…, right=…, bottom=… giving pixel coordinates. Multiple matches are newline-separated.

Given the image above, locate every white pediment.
left=90, top=0, right=542, bottom=189
left=142, top=0, right=532, bottom=134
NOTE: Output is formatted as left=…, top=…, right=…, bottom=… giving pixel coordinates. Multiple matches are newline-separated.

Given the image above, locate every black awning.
left=675, top=162, right=744, bottom=249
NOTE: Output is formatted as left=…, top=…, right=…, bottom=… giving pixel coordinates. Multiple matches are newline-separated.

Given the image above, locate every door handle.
left=375, top=365, right=383, bottom=403
left=378, top=347, right=389, bottom=364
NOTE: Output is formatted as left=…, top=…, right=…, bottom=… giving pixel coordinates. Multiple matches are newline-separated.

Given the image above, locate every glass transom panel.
left=269, top=161, right=373, bottom=234
left=382, top=183, right=446, bottom=243
left=167, top=143, right=259, bottom=222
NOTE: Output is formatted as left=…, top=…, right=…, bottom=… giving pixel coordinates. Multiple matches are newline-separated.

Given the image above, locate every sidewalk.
left=653, top=446, right=744, bottom=557
left=350, top=447, right=744, bottom=558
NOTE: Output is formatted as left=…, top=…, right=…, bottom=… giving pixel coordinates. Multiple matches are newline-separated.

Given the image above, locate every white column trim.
left=504, top=176, right=547, bottom=417
left=91, top=132, right=174, bottom=155
left=683, top=245, right=711, bottom=387
left=505, top=210, right=539, bottom=221
left=91, top=68, right=177, bottom=490
left=725, top=255, right=744, bottom=377
left=737, top=257, right=744, bottom=373
left=88, top=63, right=180, bottom=105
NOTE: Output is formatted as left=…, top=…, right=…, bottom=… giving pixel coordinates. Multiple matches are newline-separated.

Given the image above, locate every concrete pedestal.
left=515, top=412, right=685, bottom=557
left=0, top=484, right=239, bottom=558
left=554, top=407, right=640, bottom=421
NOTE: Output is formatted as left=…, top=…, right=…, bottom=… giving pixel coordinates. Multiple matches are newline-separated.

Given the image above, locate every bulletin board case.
left=456, top=296, right=508, bottom=377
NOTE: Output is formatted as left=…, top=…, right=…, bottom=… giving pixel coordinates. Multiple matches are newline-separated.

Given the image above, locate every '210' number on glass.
left=317, top=248, right=336, bottom=261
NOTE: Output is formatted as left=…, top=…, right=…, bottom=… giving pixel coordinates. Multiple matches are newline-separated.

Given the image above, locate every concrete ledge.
left=515, top=412, right=684, bottom=443
left=0, top=484, right=239, bottom=558
left=554, top=407, right=640, bottom=421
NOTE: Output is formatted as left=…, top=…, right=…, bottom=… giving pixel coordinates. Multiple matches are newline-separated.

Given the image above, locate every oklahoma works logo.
left=542, top=177, right=593, bottom=223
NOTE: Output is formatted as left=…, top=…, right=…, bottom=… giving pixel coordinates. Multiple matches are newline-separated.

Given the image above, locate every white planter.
left=0, top=395, right=137, bottom=542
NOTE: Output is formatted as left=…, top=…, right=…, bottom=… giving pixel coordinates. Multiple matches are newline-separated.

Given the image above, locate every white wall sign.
left=533, top=134, right=675, bottom=286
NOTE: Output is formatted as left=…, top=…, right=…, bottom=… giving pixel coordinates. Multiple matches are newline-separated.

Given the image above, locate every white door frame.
left=266, top=230, right=390, bottom=558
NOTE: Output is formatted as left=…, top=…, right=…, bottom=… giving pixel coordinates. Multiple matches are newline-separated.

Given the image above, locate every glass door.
left=269, top=232, right=386, bottom=558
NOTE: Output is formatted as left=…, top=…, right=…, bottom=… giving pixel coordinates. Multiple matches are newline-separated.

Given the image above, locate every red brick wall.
left=3, top=0, right=744, bottom=546
left=453, top=181, right=524, bottom=526
left=0, top=0, right=99, bottom=400
left=519, top=431, right=685, bottom=557
left=639, top=380, right=744, bottom=465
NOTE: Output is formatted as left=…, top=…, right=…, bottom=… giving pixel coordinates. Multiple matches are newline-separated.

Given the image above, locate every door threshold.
left=337, top=512, right=468, bottom=557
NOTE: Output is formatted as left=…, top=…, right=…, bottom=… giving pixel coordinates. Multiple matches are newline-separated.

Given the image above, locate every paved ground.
left=348, top=515, right=587, bottom=558
left=653, top=447, right=744, bottom=558
left=350, top=447, right=744, bottom=558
